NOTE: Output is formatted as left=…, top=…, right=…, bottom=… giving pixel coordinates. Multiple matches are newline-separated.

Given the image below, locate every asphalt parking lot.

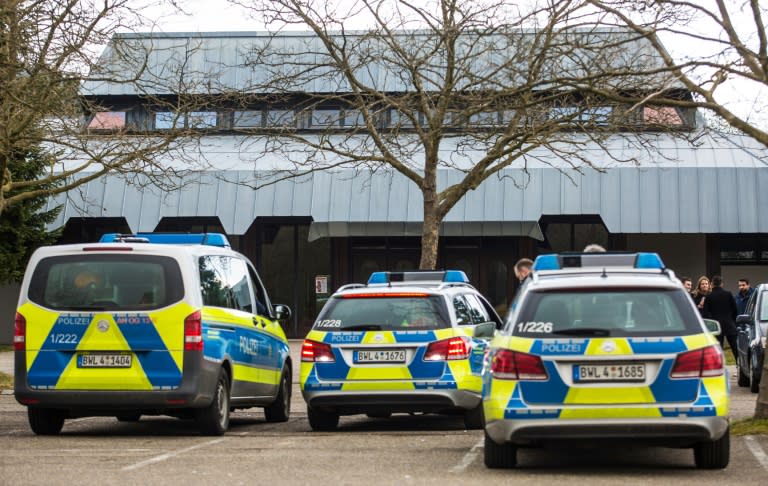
left=2, top=344, right=768, bottom=485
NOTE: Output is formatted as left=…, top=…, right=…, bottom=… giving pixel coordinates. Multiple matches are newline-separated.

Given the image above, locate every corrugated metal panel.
left=82, top=30, right=673, bottom=96
left=47, top=133, right=768, bottom=236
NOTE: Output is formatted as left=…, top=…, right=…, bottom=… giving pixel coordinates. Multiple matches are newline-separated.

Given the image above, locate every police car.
left=482, top=252, right=729, bottom=469
left=300, top=270, right=501, bottom=430
left=14, top=233, right=292, bottom=436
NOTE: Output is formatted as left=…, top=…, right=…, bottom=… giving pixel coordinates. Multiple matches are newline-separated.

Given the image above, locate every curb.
left=1, top=390, right=13, bottom=395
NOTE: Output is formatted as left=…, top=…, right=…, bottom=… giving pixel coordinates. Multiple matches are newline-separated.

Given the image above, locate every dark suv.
left=736, top=283, right=768, bottom=393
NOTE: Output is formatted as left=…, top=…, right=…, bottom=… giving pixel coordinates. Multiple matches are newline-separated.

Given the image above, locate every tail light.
left=490, top=349, right=548, bottom=380
left=184, top=310, right=203, bottom=351
left=424, top=336, right=470, bottom=361
left=670, top=345, right=723, bottom=378
left=301, top=340, right=335, bottom=362
left=14, top=312, right=26, bottom=351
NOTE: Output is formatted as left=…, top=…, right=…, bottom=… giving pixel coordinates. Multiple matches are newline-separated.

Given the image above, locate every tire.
left=463, top=403, right=484, bottom=430
left=307, top=406, right=339, bottom=431
left=196, top=368, right=230, bottom=436
left=264, top=368, right=291, bottom=423
left=28, top=408, right=65, bottom=436
left=694, top=428, right=730, bottom=469
left=365, top=412, right=392, bottom=419
left=484, top=431, right=517, bottom=469
left=116, top=413, right=142, bottom=422
left=737, top=363, right=751, bottom=387
left=751, top=366, right=761, bottom=394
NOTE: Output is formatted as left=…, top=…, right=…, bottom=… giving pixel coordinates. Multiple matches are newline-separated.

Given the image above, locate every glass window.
left=234, top=110, right=263, bottom=128
left=316, top=295, right=451, bottom=331
left=311, top=109, right=341, bottom=128
left=390, top=110, right=420, bottom=128
left=464, top=294, right=491, bottom=324
left=87, top=111, right=126, bottom=130
left=548, top=106, right=612, bottom=125
left=512, top=289, right=700, bottom=337
left=469, top=111, right=499, bottom=126
left=199, top=256, right=231, bottom=308
left=247, top=264, right=272, bottom=317
left=154, top=111, right=217, bottom=130
left=229, top=258, right=254, bottom=313
left=266, top=109, right=295, bottom=128
left=759, top=292, right=768, bottom=321
left=28, top=254, right=183, bottom=311
left=343, top=109, right=365, bottom=127
left=453, top=296, right=474, bottom=325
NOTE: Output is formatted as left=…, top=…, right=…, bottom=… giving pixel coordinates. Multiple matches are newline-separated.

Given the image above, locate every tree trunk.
left=419, top=204, right=441, bottom=270
left=755, top=358, right=768, bottom=418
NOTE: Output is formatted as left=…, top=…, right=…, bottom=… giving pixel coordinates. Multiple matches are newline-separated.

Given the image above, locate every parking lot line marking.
left=744, top=436, right=768, bottom=471
left=121, top=438, right=229, bottom=471
left=449, top=437, right=484, bottom=473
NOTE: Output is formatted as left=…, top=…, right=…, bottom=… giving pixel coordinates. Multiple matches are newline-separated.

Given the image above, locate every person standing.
left=514, top=258, right=533, bottom=283
left=692, top=276, right=710, bottom=317
left=680, top=276, right=693, bottom=294
left=703, top=276, right=738, bottom=360
left=734, top=278, right=755, bottom=316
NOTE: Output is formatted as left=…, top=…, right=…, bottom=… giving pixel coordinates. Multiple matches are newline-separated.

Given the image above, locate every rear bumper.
left=13, top=351, right=220, bottom=413
left=485, top=416, right=729, bottom=446
left=303, top=388, right=481, bottom=415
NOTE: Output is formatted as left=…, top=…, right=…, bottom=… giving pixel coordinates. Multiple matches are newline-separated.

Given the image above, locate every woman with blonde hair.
left=692, top=276, right=711, bottom=316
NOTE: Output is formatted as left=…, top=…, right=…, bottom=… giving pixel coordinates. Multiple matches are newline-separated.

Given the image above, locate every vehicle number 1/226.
left=516, top=321, right=553, bottom=333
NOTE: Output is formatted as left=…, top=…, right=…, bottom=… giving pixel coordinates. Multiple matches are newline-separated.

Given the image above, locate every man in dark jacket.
left=703, top=276, right=738, bottom=361
left=735, top=278, right=755, bottom=316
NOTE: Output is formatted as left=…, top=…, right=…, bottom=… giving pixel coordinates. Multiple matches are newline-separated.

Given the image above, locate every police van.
left=13, top=233, right=292, bottom=436
left=483, top=252, right=729, bottom=469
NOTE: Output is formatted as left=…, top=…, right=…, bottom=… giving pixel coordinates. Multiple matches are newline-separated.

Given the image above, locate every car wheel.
left=307, top=406, right=339, bottom=431
left=28, top=408, right=65, bottom=435
left=196, top=368, right=230, bottom=436
left=751, top=366, right=761, bottom=393
left=264, top=367, right=291, bottom=423
left=463, top=403, right=484, bottom=430
left=484, top=431, right=517, bottom=468
left=365, top=412, right=391, bottom=419
left=694, top=428, right=730, bottom=469
left=737, top=361, right=750, bottom=387
left=116, top=413, right=142, bottom=422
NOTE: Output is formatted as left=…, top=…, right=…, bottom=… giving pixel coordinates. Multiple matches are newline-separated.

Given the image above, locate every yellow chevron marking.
left=484, top=381, right=516, bottom=422
left=559, top=407, right=662, bottom=419
left=341, top=381, right=415, bottom=391
left=585, top=338, right=633, bottom=356
left=564, top=385, right=656, bottom=404
left=346, top=365, right=412, bottom=381
left=18, top=303, right=60, bottom=371
left=702, top=376, right=730, bottom=416
left=361, top=332, right=397, bottom=345
left=55, top=355, right=152, bottom=390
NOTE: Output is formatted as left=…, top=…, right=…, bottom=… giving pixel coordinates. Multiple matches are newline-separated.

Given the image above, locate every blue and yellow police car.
left=483, top=252, right=729, bottom=469
left=14, top=233, right=292, bottom=435
left=300, top=270, right=501, bottom=430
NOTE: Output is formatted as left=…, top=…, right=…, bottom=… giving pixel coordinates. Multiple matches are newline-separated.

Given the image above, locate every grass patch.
left=732, top=417, right=768, bottom=436
left=0, top=371, right=11, bottom=390
left=0, top=345, right=13, bottom=352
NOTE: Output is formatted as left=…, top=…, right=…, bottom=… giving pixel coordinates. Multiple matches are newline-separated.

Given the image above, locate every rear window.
left=314, top=295, right=451, bottom=331
left=760, top=292, right=768, bottom=321
left=509, top=288, right=700, bottom=337
left=28, top=254, right=184, bottom=311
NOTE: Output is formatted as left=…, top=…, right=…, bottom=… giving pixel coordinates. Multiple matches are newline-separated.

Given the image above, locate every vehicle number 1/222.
left=50, top=333, right=78, bottom=344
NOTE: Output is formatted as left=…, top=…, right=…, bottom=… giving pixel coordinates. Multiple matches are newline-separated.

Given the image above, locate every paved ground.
left=1, top=343, right=766, bottom=485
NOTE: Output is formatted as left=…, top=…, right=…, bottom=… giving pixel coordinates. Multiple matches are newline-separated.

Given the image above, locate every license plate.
left=573, top=363, right=646, bottom=383
left=78, top=353, right=132, bottom=368
left=354, top=349, right=406, bottom=363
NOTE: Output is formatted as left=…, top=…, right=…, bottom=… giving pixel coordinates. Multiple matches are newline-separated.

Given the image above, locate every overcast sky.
left=139, top=0, right=767, bottom=131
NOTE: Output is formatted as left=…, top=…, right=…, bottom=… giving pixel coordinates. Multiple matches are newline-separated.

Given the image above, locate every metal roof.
left=46, top=133, right=768, bottom=238
left=81, top=29, right=674, bottom=96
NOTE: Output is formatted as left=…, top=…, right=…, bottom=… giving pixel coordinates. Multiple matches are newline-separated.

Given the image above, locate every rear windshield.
left=314, top=295, right=451, bottom=331
left=28, top=254, right=184, bottom=311
left=509, top=288, right=701, bottom=337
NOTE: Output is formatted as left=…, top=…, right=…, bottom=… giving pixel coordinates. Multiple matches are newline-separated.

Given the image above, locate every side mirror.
left=736, top=314, right=754, bottom=326
left=274, top=304, right=291, bottom=321
left=703, top=318, right=721, bottom=336
left=473, top=322, right=496, bottom=339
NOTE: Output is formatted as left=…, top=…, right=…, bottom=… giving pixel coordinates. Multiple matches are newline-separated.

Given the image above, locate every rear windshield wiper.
left=551, top=328, right=611, bottom=337
left=341, top=324, right=383, bottom=331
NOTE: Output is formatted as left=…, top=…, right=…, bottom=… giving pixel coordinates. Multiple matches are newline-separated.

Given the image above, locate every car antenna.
left=601, top=267, right=607, bottom=278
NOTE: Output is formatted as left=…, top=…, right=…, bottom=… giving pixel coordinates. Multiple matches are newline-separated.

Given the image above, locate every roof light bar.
left=367, top=270, right=470, bottom=285
left=532, top=252, right=665, bottom=271
left=99, top=232, right=230, bottom=248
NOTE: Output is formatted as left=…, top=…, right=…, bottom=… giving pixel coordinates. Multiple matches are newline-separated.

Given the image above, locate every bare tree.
left=228, top=0, right=687, bottom=269
left=0, top=0, right=213, bottom=218
left=585, top=0, right=768, bottom=146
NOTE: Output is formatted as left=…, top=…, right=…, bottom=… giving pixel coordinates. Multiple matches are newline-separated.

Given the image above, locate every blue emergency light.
left=532, top=252, right=664, bottom=271
left=99, top=232, right=231, bottom=248
left=368, top=270, right=470, bottom=285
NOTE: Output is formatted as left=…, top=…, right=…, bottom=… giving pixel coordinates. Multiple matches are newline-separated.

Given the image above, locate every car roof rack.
left=99, top=232, right=231, bottom=248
